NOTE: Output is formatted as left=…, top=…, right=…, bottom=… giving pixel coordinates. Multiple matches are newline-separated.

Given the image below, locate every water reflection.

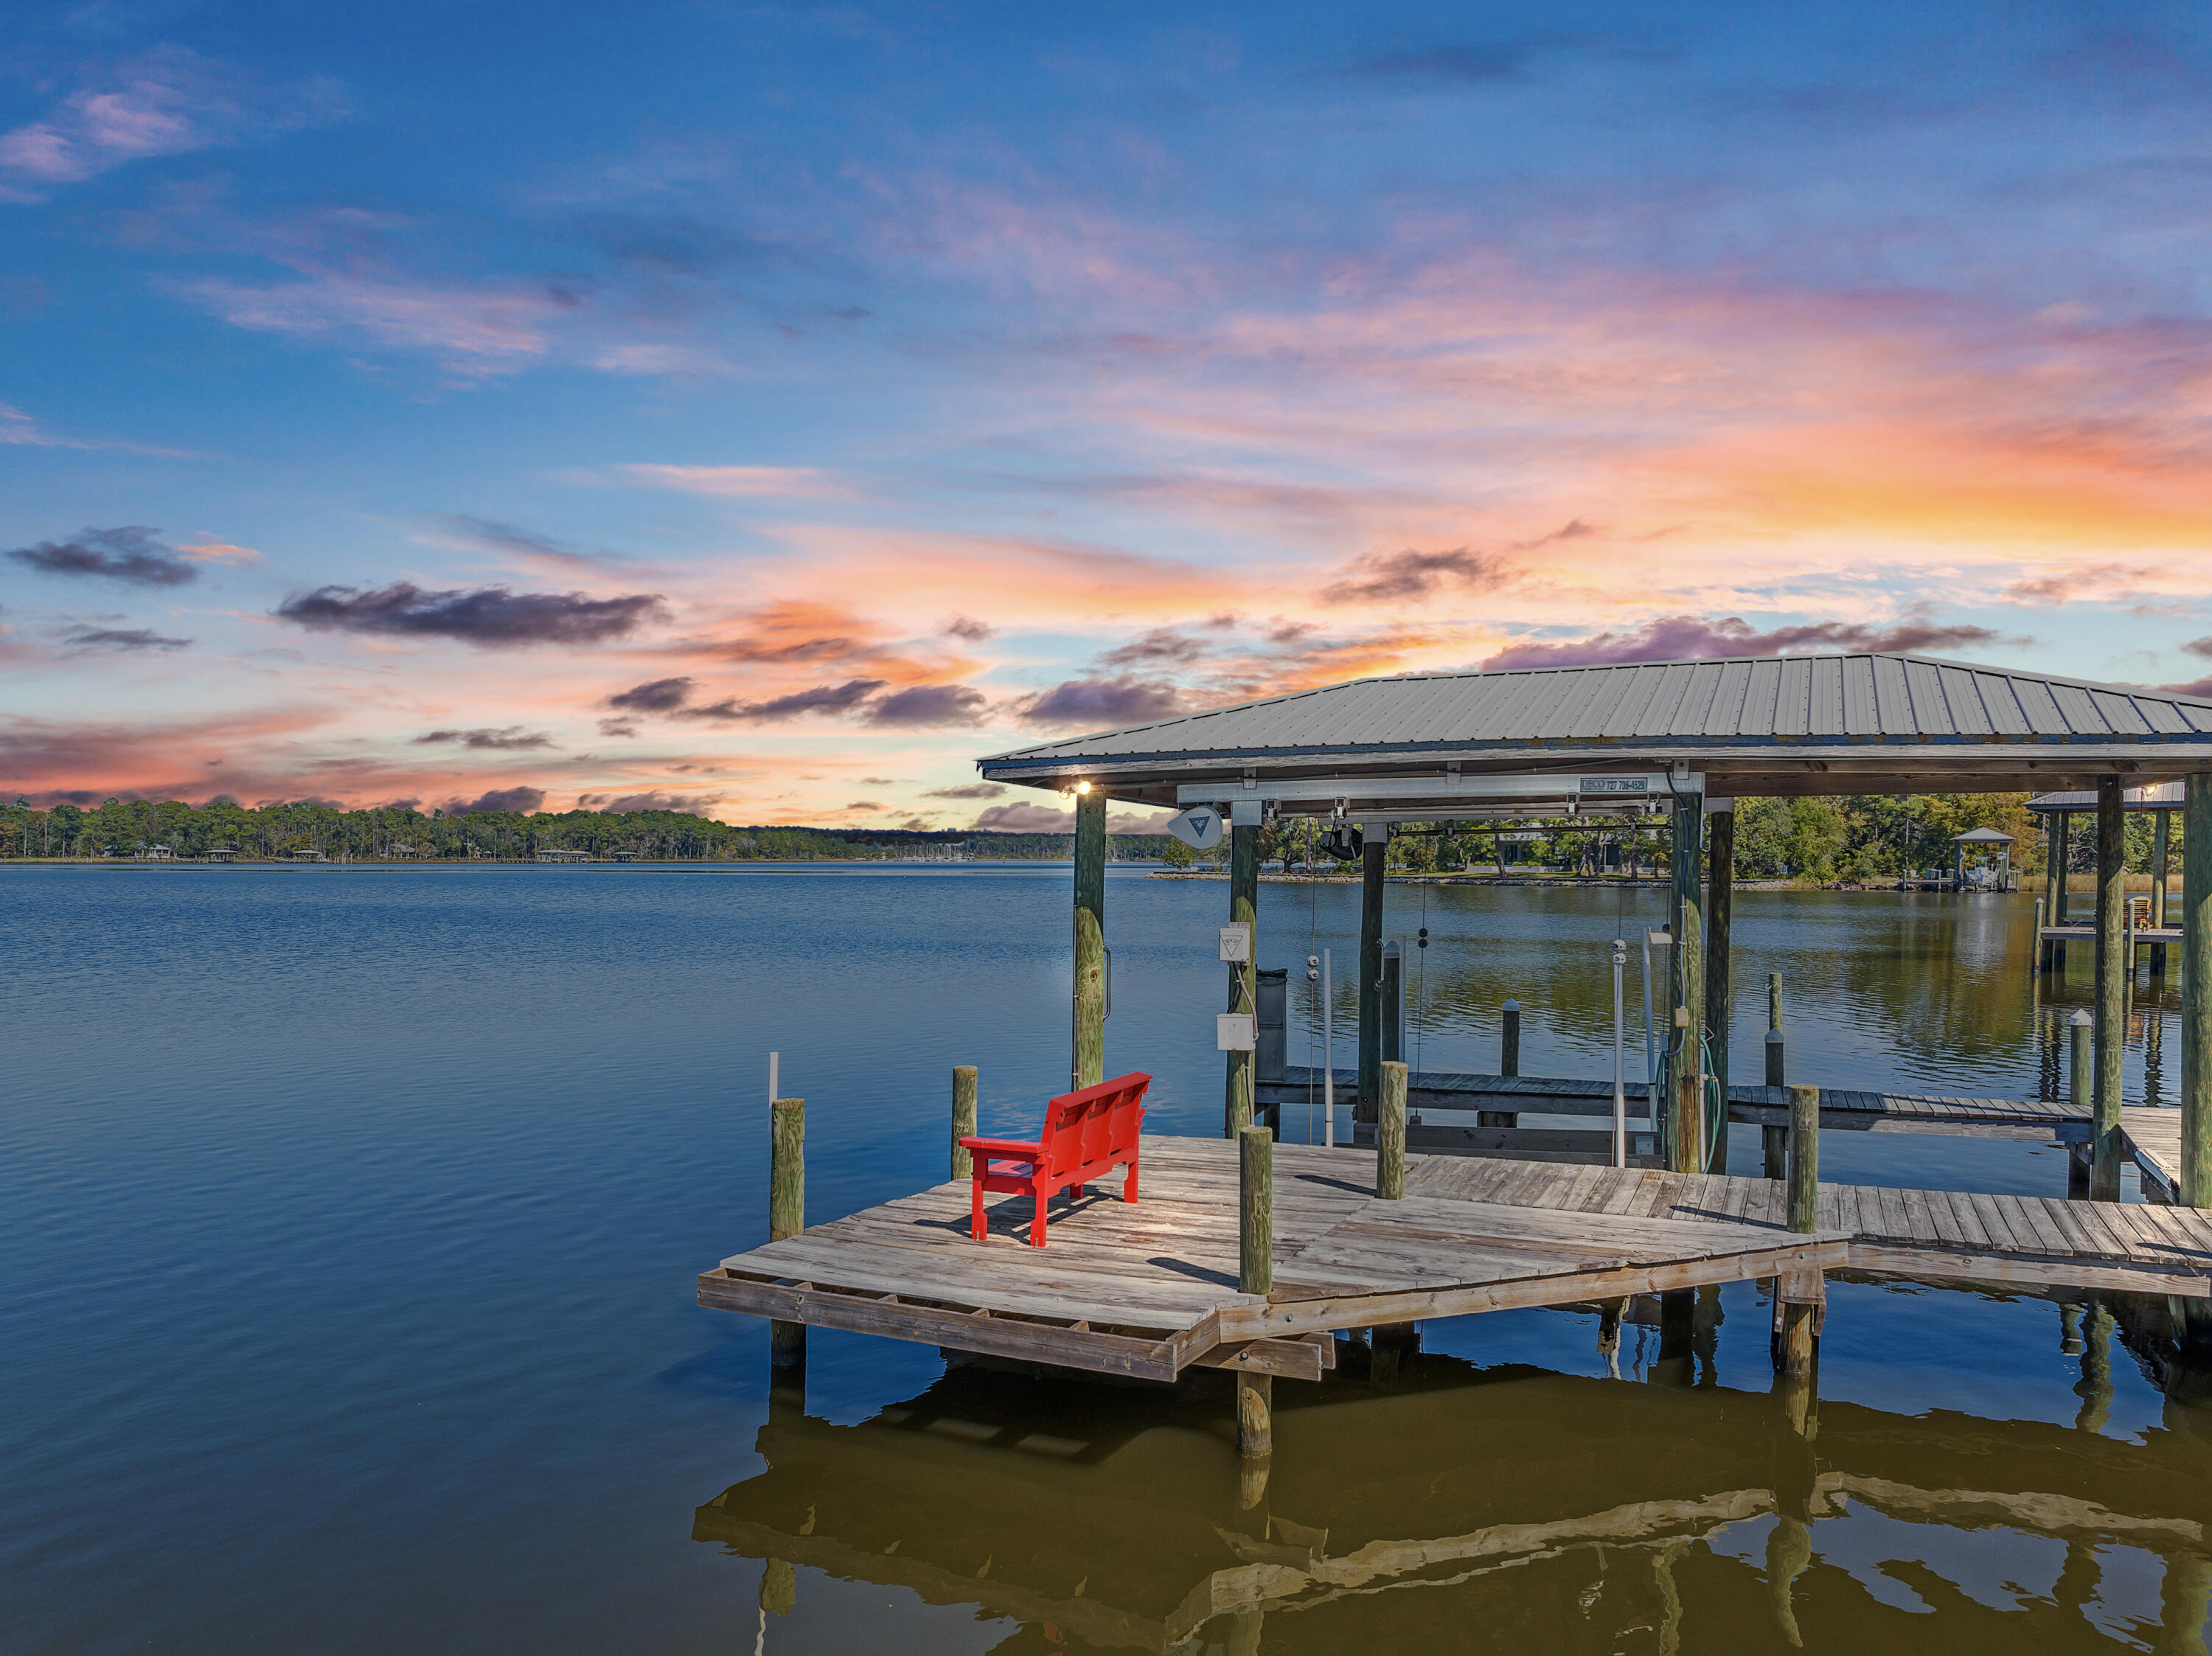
left=698, top=1307, right=2212, bottom=1653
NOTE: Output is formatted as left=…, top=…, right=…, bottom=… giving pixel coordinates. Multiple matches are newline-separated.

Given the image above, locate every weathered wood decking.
left=698, top=1133, right=2212, bottom=1380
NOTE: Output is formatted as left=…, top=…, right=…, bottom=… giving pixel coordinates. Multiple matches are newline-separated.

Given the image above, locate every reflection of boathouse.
left=698, top=1337, right=2212, bottom=1652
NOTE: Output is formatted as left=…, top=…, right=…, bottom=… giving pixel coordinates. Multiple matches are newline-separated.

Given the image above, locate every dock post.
left=1224, top=806, right=1259, bottom=1138
left=1776, top=1082, right=1820, bottom=1377
left=1480, top=998, right=1520, bottom=1127
left=1235, top=1372, right=1272, bottom=1465
left=2068, top=1008, right=2093, bottom=1199
left=2034, top=896, right=2046, bottom=974
left=1705, top=802, right=1734, bottom=1174
left=1239, top=1124, right=1273, bottom=1295
left=1380, top=942, right=1402, bottom=1067
left=1762, top=975, right=1787, bottom=1179
left=770, top=1096, right=806, bottom=1374
left=1073, top=784, right=1107, bottom=1090
left=2154, top=807, right=2172, bottom=973
left=1356, top=829, right=1385, bottom=1124
left=2184, top=772, right=2212, bottom=1206
left=1377, top=1059, right=1407, bottom=1199
left=2093, top=776, right=2126, bottom=1201
left=950, top=1065, right=977, bottom=1180
left=1669, top=788, right=1706, bottom=1173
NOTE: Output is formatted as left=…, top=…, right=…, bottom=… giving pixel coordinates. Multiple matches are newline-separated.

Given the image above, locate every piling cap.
left=1765, top=1027, right=1784, bottom=1043
left=2070, top=1007, right=2093, bottom=1026
left=1503, top=998, right=1519, bottom=1011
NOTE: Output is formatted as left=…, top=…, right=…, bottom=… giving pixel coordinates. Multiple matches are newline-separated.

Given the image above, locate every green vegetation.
left=0, top=797, right=1175, bottom=862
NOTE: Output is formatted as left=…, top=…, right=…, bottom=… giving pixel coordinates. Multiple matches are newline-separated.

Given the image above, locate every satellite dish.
left=1168, top=805, right=1225, bottom=851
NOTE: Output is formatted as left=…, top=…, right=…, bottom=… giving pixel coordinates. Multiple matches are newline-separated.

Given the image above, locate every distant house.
left=612, top=849, right=639, bottom=862
left=287, top=849, right=327, bottom=863
left=535, top=848, right=591, bottom=863
left=141, top=844, right=175, bottom=860
left=204, top=848, right=238, bottom=862
left=386, top=843, right=425, bottom=859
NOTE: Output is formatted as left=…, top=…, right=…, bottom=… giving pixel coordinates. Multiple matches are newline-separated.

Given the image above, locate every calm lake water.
left=5, top=864, right=2207, bottom=1653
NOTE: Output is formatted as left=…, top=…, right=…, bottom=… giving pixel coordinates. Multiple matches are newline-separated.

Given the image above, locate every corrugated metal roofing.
left=2025, top=782, right=2186, bottom=811
left=984, top=653, right=2212, bottom=767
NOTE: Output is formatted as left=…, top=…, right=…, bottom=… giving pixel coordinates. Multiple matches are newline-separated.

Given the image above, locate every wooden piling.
left=2069, top=1008, right=2093, bottom=1200
left=1073, top=785, right=1107, bottom=1090
left=771, top=1096, right=806, bottom=1369
left=1669, top=791, right=1706, bottom=1174
left=1377, top=1059, right=1408, bottom=1199
left=1500, top=999, right=1520, bottom=1076
left=1356, top=832, right=1385, bottom=1124
left=2185, top=773, right=2212, bottom=1207
left=1786, top=1082, right=1819, bottom=1234
left=2094, top=777, right=2126, bottom=1201
left=1773, top=1082, right=1821, bottom=1377
left=1705, top=804, right=1735, bottom=1175
left=1763, top=974, right=1786, bottom=1179
left=950, top=1066, right=978, bottom=1181
left=1236, top=1371, right=1272, bottom=1460
left=1239, top=1124, right=1272, bottom=1295
left=1224, top=818, right=1258, bottom=1138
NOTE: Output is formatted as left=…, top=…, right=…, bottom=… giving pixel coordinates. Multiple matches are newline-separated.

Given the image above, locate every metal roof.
left=1950, top=827, right=2015, bottom=842
left=2025, top=781, right=2185, bottom=813
left=980, top=653, right=2212, bottom=807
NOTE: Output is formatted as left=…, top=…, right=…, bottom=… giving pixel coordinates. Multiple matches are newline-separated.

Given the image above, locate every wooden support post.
left=1480, top=998, right=1520, bottom=1127
left=2094, top=776, right=2126, bottom=1201
left=770, top=1096, right=805, bottom=1371
left=1705, top=804, right=1734, bottom=1174
left=1356, top=832, right=1385, bottom=1124
left=1377, top=1059, right=1407, bottom=1199
left=1380, top=942, right=1402, bottom=1065
left=1669, top=791, right=1706, bottom=1173
left=1224, top=816, right=1258, bottom=1138
left=1239, top=1124, right=1272, bottom=1295
left=2185, top=773, right=2212, bottom=1207
left=1762, top=975, right=1787, bottom=1178
left=2069, top=1007, right=2093, bottom=1200
left=1776, top=1085, right=1821, bottom=1377
left=1236, top=1372, right=1272, bottom=1461
left=950, top=1065, right=977, bottom=1181
left=1072, top=784, right=1107, bottom=1090
left=2154, top=807, right=2172, bottom=975
left=1371, top=1321, right=1418, bottom=1385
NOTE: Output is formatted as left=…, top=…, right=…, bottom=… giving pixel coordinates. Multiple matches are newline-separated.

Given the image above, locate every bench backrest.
left=1035, top=1072, right=1150, bottom=1183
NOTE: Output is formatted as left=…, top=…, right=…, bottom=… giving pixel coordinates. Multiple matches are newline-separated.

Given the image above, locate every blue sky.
left=5, top=2, right=2211, bottom=826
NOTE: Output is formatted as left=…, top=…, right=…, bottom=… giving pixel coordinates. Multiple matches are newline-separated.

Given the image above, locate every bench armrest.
left=959, top=1135, right=1040, bottom=1158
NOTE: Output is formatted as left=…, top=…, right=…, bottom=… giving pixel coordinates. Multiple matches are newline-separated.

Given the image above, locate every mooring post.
left=1377, top=1059, right=1407, bottom=1199
left=1224, top=807, right=1259, bottom=1138
left=1073, top=784, right=1107, bottom=1091
left=1239, top=1124, right=1273, bottom=1295
left=1480, top=998, right=1520, bottom=1128
left=2154, top=807, right=2172, bottom=974
left=1380, top=941, right=1402, bottom=1066
left=1774, top=1082, right=1821, bottom=1377
left=1763, top=973, right=1787, bottom=1180
left=770, top=1095, right=806, bottom=1373
left=2185, top=772, right=2212, bottom=1207
left=1705, top=803, right=1735, bottom=1175
left=2093, top=776, right=2126, bottom=1200
left=2068, top=1006, right=2093, bottom=1199
left=1356, top=829, right=1385, bottom=1124
left=1236, top=1371, right=1272, bottom=1462
left=950, top=1065, right=978, bottom=1180
left=1669, top=788, right=1706, bottom=1173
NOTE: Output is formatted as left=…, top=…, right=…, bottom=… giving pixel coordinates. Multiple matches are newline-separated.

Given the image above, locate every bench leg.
left=1124, top=1158, right=1138, bottom=1204
left=970, top=1177, right=986, bottom=1242
left=1033, top=1186, right=1049, bottom=1248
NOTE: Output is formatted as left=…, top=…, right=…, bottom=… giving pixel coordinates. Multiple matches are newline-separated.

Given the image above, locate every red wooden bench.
left=960, top=1072, right=1150, bottom=1247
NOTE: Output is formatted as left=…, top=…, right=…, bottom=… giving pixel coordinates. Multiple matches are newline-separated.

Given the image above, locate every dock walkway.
left=700, top=1134, right=2212, bottom=1380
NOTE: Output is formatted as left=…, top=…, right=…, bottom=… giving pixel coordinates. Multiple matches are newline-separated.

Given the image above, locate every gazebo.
left=1948, top=826, right=2015, bottom=891
left=979, top=651, right=2212, bottom=1203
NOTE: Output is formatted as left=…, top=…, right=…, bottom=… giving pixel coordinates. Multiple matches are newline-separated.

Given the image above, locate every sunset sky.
left=5, top=3, right=2211, bottom=832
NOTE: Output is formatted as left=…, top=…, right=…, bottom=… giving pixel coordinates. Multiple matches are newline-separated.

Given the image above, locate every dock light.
left=1074, top=780, right=1092, bottom=793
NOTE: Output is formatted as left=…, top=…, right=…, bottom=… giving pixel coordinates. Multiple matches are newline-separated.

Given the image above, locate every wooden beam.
left=1191, top=1334, right=1332, bottom=1382
left=1224, top=817, right=1257, bottom=1136
left=1705, top=804, right=1734, bottom=1175
left=1670, top=790, right=1705, bottom=1172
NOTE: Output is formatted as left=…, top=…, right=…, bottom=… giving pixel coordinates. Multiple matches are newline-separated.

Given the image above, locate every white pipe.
left=1322, top=947, right=1335, bottom=1147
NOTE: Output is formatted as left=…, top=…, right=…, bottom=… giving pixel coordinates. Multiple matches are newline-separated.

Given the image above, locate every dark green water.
left=4, top=866, right=2202, bottom=1652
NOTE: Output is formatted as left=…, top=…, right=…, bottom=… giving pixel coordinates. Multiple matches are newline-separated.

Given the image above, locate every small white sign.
left=1217, top=1012, right=1256, bottom=1051
left=1168, top=805, right=1225, bottom=850
left=1218, top=923, right=1252, bottom=963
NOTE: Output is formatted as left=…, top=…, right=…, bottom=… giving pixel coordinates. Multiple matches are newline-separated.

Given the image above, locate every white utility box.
left=1217, top=1012, right=1256, bottom=1051
left=1218, top=923, right=1252, bottom=963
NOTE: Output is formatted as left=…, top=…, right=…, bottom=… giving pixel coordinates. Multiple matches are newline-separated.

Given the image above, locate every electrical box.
left=1217, top=1012, right=1256, bottom=1051
left=1218, top=923, right=1252, bottom=963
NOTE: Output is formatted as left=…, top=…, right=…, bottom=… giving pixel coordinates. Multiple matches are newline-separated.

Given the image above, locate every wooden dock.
left=699, top=1133, right=2212, bottom=1379
left=1258, top=1066, right=2092, bottom=1141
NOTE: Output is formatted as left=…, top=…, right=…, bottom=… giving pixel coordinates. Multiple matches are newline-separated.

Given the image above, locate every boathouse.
left=698, top=651, right=2212, bottom=1465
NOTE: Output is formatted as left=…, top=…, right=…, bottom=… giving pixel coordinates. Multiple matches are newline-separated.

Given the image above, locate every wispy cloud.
left=616, top=463, right=855, bottom=499
left=274, top=582, right=668, bottom=647
left=9, top=526, right=199, bottom=585
left=1480, top=616, right=2009, bottom=671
